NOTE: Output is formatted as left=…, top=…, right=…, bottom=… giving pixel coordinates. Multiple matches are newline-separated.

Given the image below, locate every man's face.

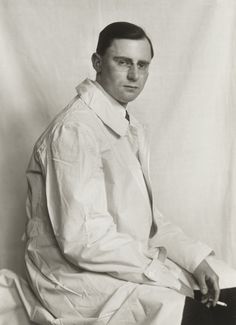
left=95, top=38, right=152, bottom=106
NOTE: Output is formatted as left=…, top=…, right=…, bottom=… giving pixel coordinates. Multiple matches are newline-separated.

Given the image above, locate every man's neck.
left=95, top=79, right=128, bottom=108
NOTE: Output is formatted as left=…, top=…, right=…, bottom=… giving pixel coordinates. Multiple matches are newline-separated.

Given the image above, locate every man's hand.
left=193, top=259, right=220, bottom=307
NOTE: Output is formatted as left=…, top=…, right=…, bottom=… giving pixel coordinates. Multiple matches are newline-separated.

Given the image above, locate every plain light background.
left=0, top=0, right=235, bottom=277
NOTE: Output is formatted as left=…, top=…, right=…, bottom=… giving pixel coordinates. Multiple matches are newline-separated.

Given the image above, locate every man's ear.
left=91, top=53, right=102, bottom=73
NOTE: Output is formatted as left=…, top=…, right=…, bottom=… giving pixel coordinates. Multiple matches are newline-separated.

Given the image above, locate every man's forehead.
left=107, top=38, right=152, bottom=61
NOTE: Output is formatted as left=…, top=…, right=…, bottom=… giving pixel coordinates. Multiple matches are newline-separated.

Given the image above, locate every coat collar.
left=76, top=79, right=130, bottom=137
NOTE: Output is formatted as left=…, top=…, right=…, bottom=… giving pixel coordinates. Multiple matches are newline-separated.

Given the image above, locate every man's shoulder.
left=33, top=95, right=104, bottom=154
left=53, top=95, right=96, bottom=127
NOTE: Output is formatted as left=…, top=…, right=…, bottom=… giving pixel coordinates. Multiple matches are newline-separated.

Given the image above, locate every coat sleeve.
left=149, top=206, right=213, bottom=274
left=43, top=121, right=181, bottom=290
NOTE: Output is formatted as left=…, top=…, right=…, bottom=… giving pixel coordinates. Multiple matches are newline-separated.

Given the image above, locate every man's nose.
left=127, top=65, right=139, bottom=81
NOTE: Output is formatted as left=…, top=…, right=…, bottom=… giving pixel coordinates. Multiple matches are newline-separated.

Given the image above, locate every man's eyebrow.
left=113, top=56, right=150, bottom=64
left=113, top=56, right=132, bottom=61
left=138, top=60, right=150, bottom=65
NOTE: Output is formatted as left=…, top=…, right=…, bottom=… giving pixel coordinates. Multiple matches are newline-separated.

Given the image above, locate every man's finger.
left=201, top=294, right=209, bottom=304
left=211, top=277, right=220, bottom=306
left=198, top=274, right=208, bottom=296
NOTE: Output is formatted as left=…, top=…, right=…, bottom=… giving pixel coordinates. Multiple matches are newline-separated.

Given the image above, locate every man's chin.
left=117, top=94, right=139, bottom=106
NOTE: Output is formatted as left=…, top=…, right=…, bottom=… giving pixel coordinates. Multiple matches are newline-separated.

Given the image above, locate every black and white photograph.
left=0, top=1, right=236, bottom=324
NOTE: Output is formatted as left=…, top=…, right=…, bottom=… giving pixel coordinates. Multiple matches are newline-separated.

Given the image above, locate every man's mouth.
left=123, top=85, right=139, bottom=90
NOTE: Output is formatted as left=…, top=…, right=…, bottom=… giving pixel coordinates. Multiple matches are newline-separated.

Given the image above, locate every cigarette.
left=216, top=301, right=227, bottom=307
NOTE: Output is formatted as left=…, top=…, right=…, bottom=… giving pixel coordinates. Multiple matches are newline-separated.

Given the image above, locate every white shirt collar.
left=76, top=79, right=130, bottom=136
left=94, top=81, right=127, bottom=118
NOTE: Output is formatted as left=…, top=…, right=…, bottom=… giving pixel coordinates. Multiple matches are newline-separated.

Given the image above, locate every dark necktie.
left=125, top=110, right=130, bottom=123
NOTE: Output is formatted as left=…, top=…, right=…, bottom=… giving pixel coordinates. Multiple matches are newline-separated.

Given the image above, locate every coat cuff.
left=144, top=258, right=181, bottom=290
left=184, top=243, right=213, bottom=273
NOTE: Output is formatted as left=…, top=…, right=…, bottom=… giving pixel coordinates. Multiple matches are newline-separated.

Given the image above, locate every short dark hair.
left=96, top=21, right=154, bottom=58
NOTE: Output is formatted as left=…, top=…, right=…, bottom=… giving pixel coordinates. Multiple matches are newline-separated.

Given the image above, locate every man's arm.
left=149, top=206, right=212, bottom=272
left=136, top=119, right=220, bottom=303
left=149, top=207, right=220, bottom=305
left=43, top=121, right=180, bottom=289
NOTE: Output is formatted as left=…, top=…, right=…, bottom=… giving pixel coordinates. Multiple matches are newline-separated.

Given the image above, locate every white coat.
left=24, top=79, right=223, bottom=325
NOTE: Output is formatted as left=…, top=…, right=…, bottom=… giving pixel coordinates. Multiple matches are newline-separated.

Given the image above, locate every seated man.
left=25, top=21, right=236, bottom=324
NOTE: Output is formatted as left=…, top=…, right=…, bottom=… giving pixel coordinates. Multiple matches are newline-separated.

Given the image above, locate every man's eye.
left=138, top=62, right=148, bottom=70
left=118, top=60, right=129, bottom=65
left=116, top=59, right=130, bottom=66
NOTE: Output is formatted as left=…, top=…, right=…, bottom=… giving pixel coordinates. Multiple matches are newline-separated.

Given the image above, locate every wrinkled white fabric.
left=0, top=269, right=54, bottom=325
left=23, top=79, right=215, bottom=324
